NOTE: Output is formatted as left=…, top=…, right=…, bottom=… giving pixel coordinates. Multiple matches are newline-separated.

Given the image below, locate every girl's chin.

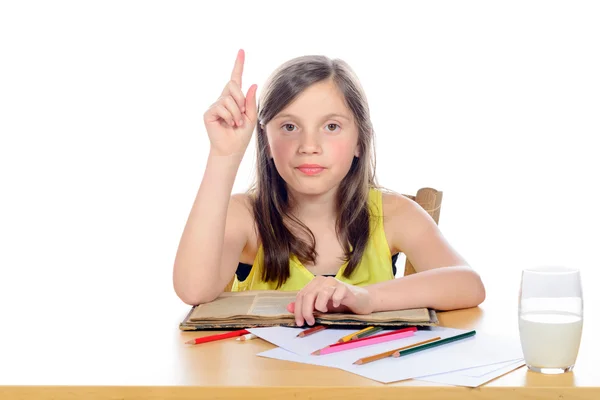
left=284, top=182, right=339, bottom=197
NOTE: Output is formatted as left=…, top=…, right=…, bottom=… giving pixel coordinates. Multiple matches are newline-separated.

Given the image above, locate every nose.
left=298, top=131, right=322, bottom=155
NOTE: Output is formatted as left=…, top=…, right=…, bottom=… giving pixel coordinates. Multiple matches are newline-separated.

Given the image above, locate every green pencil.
left=352, top=326, right=383, bottom=340
left=392, top=330, right=476, bottom=358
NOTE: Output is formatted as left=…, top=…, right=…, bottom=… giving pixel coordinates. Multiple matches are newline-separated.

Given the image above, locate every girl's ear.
left=354, top=145, right=360, bottom=158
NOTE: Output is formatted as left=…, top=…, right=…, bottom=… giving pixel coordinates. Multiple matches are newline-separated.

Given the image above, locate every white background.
left=1, top=1, right=598, bottom=324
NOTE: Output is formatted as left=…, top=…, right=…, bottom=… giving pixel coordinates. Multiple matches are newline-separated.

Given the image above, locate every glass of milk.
left=518, top=266, right=583, bottom=374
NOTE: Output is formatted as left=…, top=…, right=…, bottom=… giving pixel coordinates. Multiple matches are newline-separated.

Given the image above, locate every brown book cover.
left=179, top=290, right=438, bottom=330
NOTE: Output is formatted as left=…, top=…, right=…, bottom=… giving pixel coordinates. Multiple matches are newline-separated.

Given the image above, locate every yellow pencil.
left=337, top=327, right=376, bottom=343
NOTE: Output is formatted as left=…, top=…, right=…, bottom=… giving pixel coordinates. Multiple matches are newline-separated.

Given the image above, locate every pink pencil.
left=312, top=330, right=415, bottom=355
left=329, top=327, right=417, bottom=348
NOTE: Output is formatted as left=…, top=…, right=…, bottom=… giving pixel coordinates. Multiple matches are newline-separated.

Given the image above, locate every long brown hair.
left=248, top=55, right=379, bottom=288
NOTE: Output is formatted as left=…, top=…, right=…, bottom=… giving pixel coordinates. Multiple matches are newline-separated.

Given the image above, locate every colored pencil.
left=351, top=326, right=383, bottom=340
left=185, top=329, right=249, bottom=345
left=330, top=327, right=417, bottom=348
left=353, top=337, right=441, bottom=365
left=392, top=330, right=477, bottom=358
left=236, top=333, right=258, bottom=341
left=337, top=326, right=376, bottom=343
left=296, top=325, right=327, bottom=338
left=312, top=330, right=415, bottom=355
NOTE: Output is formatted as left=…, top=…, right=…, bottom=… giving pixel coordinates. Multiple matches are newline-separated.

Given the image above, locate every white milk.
left=519, top=311, right=583, bottom=368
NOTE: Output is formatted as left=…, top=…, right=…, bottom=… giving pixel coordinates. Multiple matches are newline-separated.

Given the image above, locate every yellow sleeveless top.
left=231, top=188, right=394, bottom=291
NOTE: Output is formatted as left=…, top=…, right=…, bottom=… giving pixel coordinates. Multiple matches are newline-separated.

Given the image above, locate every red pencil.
left=297, top=325, right=327, bottom=338
left=185, top=329, right=249, bottom=345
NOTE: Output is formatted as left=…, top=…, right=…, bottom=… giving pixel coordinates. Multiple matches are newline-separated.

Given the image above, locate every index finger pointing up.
left=230, top=49, right=245, bottom=87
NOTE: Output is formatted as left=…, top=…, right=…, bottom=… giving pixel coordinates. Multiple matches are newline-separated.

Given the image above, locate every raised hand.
left=203, top=49, right=258, bottom=158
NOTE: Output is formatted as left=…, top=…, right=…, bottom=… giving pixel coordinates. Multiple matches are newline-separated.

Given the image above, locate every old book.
left=179, top=290, right=438, bottom=330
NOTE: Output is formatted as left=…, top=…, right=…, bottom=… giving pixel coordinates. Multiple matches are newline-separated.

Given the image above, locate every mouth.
left=296, top=165, right=325, bottom=176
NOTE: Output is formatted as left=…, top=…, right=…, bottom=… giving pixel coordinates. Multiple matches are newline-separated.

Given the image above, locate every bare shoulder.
left=230, top=192, right=254, bottom=214
left=229, top=192, right=259, bottom=263
left=228, top=192, right=256, bottom=236
left=381, top=190, right=424, bottom=219
left=380, top=189, right=437, bottom=254
left=381, top=189, right=467, bottom=271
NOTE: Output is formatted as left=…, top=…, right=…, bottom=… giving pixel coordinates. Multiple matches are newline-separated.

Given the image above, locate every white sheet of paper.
left=248, top=326, right=469, bottom=356
left=248, top=326, right=374, bottom=356
left=256, top=328, right=524, bottom=384
left=260, top=347, right=524, bottom=387
left=460, top=359, right=523, bottom=378
left=416, top=359, right=525, bottom=387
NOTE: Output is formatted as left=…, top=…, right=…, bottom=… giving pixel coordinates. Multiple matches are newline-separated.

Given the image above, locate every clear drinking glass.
left=518, top=266, right=583, bottom=374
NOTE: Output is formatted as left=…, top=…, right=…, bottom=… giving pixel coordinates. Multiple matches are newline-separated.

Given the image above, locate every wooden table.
left=1, top=283, right=598, bottom=399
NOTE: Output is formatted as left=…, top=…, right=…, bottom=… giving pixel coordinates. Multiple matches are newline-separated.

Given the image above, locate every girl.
left=173, top=49, right=485, bottom=326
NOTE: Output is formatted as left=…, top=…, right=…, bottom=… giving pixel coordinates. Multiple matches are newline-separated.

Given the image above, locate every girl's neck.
left=288, top=187, right=338, bottom=223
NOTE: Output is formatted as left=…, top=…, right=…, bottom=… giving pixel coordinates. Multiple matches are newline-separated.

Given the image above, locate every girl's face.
left=265, top=80, right=360, bottom=197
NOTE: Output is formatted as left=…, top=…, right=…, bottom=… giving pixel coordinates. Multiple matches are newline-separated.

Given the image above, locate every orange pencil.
left=185, top=329, right=249, bottom=345
left=297, top=325, right=327, bottom=338
left=353, top=337, right=441, bottom=365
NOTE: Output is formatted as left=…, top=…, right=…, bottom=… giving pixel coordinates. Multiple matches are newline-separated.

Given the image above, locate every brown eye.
left=283, top=124, right=296, bottom=132
left=326, top=123, right=340, bottom=132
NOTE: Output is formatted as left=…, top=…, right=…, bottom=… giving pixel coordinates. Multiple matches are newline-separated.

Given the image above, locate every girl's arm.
left=288, top=266, right=484, bottom=326
left=367, top=192, right=485, bottom=311
left=172, top=154, right=251, bottom=305
left=366, top=266, right=485, bottom=312
left=173, top=50, right=257, bottom=305
left=289, top=192, right=485, bottom=326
